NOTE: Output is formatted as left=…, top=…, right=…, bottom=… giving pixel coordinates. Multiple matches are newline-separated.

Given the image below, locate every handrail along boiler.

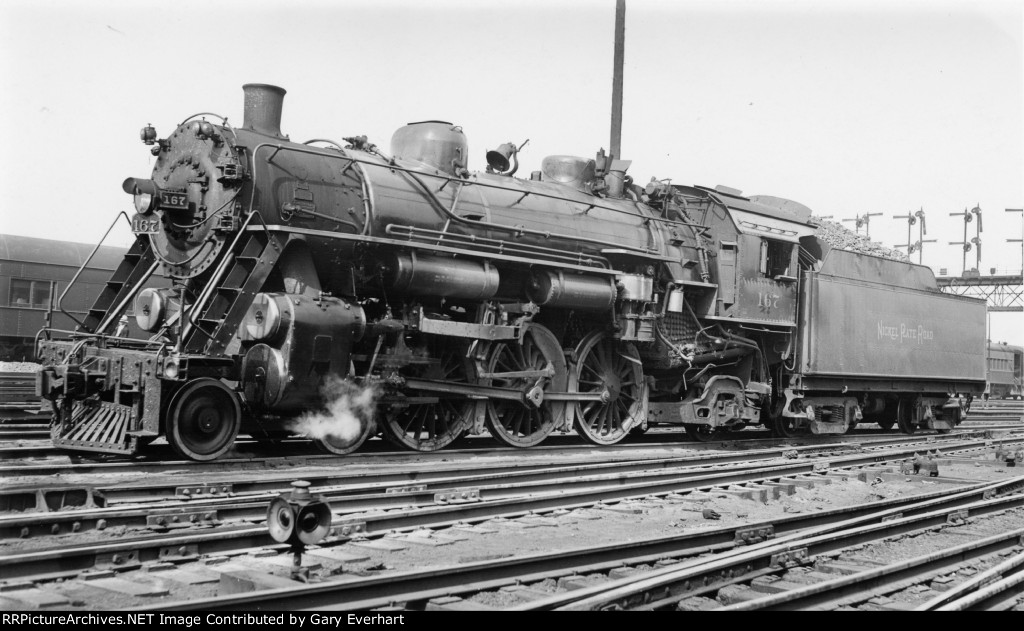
left=35, top=84, right=988, bottom=460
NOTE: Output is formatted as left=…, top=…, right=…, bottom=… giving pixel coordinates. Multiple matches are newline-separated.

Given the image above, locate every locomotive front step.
left=51, top=399, right=137, bottom=456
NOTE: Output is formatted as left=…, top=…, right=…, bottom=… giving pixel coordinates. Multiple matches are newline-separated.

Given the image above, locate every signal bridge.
left=936, top=207, right=1024, bottom=312
left=936, top=270, right=1023, bottom=312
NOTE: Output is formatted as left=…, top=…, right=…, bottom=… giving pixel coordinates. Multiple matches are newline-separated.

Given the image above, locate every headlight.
left=122, top=177, right=159, bottom=215
left=134, top=192, right=157, bottom=214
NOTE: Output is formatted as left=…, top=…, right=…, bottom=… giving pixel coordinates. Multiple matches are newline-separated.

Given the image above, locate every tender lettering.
left=877, top=320, right=934, bottom=344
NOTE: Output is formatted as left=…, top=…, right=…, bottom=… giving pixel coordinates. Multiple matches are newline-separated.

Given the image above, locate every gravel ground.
left=2, top=449, right=1020, bottom=610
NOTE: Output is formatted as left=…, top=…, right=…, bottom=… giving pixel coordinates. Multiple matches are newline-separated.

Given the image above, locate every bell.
left=486, top=143, right=516, bottom=173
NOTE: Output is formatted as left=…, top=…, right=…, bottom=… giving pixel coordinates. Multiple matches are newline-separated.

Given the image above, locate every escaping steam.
left=288, top=376, right=377, bottom=443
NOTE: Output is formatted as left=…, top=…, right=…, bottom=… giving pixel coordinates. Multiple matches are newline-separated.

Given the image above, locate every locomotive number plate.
left=159, top=190, right=189, bottom=211
left=131, top=213, right=161, bottom=234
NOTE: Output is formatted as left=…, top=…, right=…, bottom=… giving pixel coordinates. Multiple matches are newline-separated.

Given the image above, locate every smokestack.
left=242, top=83, right=287, bottom=138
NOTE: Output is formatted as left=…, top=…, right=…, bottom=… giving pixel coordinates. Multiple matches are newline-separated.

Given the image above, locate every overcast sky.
left=1, top=0, right=1021, bottom=343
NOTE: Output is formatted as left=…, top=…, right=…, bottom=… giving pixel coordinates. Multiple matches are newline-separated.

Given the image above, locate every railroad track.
left=712, top=523, right=1024, bottom=611
left=104, top=473, right=1022, bottom=611
left=0, top=371, right=35, bottom=403
left=0, top=403, right=1015, bottom=449
left=6, top=432, right=1017, bottom=541
left=510, top=485, right=1024, bottom=612
left=2, top=435, right=1021, bottom=597
left=0, top=427, right=1014, bottom=480
left=963, top=415, right=1023, bottom=423
left=916, top=549, right=1024, bottom=611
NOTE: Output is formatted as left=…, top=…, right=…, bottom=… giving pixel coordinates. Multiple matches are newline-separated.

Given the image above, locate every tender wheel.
left=772, top=415, right=802, bottom=438
left=896, top=398, right=916, bottom=434
left=381, top=337, right=476, bottom=452
left=571, top=332, right=646, bottom=446
left=764, top=397, right=801, bottom=438
left=876, top=420, right=895, bottom=431
left=166, top=378, right=241, bottom=461
left=484, top=323, right=567, bottom=448
left=684, top=423, right=718, bottom=442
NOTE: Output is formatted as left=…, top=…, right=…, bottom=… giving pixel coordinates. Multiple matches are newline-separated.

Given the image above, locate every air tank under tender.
left=390, top=121, right=468, bottom=176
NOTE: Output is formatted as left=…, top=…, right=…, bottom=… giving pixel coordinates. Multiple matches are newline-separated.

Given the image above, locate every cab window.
left=759, top=240, right=794, bottom=279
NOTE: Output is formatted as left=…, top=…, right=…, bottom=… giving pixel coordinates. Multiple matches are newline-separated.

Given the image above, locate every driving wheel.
left=571, top=332, right=646, bottom=446
left=484, top=323, right=567, bottom=448
left=312, top=414, right=375, bottom=455
left=381, top=337, right=477, bottom=452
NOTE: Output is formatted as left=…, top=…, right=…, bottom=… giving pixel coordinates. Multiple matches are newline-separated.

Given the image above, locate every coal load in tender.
left=809, top=217, right=910, bottom=262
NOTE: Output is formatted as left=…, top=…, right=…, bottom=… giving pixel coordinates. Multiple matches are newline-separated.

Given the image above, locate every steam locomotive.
left=35, top=84, right=988, bottom=460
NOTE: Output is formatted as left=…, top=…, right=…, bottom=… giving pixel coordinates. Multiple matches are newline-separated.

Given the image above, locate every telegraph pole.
left=610, top=0, right=626, bottom=159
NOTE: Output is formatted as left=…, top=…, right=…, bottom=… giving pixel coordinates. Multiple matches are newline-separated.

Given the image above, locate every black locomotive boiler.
left=35, top=84, right=988, bottom=460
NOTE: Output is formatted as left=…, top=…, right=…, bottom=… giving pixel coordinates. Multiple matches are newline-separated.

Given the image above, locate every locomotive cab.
left=704, top=189, right=815, bottom=327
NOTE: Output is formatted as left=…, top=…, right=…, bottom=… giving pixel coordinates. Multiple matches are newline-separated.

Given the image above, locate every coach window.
left=9, top=279, right=53, bottom=308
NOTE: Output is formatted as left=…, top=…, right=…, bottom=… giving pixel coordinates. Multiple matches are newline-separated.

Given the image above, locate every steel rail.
left=717, top=528, right=1024, bottom=610
left=1, top=428, right=1003, bottom=475
left=52, top=431, right=994, bottom=502
left=936, top=566, right=1024, bottom=611
left=0, top=427, right=48, bottom=439
left=916, top=549, right=1024, bottom=610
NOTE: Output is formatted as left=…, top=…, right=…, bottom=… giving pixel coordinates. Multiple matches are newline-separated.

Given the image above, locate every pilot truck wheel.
left=166, top=378, right=241, bottom=461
